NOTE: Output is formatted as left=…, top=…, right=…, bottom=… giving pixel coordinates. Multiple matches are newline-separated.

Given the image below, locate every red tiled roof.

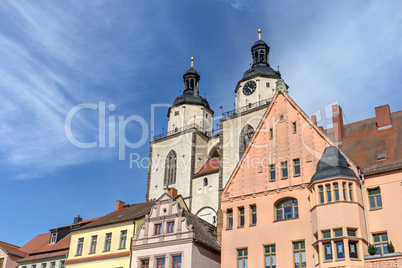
left=20, top=233, right=71, bottom=254
left=18, top=249, right=69, bottom=263
left=325, top=111, right=402, bottom=174
left=0, top=241, right=27, bottom=258
left=76, top=200, right=155, bottom=231
left=194, top=157, right=220, bottom=177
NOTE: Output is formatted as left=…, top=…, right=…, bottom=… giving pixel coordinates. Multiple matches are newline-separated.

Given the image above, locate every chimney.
left=332, top=105, right=344, bottom=145
left=375, top=105, right=392, bottom=130
left=115, top=200, right=125, bottom=211
left=74, top=215, right=83, bottom=224
left=311, top=115, right=317, bottom=125
left=169, top=187, right=178, bottom=198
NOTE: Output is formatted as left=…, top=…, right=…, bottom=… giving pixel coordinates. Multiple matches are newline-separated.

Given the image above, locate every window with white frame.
left=119, top=230, right=127, bottom=249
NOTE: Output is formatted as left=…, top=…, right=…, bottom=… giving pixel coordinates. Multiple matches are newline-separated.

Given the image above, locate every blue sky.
left=1, top=0, right=401, bottom=246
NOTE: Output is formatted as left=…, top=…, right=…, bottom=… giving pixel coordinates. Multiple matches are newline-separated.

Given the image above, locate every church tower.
left=219, top=29, right=286, bottom=197
left=146, top=58, right=218, bottom=224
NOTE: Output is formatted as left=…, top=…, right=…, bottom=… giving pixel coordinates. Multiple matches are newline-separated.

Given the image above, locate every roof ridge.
left=0, top=241, right=21, bottom=248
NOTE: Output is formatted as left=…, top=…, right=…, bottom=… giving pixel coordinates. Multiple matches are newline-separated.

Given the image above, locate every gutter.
left=359, top=168, right=370, bottom=244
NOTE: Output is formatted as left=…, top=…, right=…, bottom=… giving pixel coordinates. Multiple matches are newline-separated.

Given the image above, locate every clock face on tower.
left=242, top=81, right=256, bottom=96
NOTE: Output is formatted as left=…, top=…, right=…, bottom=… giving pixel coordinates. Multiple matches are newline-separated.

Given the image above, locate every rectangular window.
left=250, top=205, right=257, bottom=225
left=281, top=161, right=288, bottom=179
left=334, top=183, right=339, bottom=201
left=76, top=238, right=84, bottom=256
left=172, top=256, right=181, bottom=268
left=266, top=82, right=270, bottom=88
left=89, top=235, right=97, bottom=253
left=334, top=229, right=343, bottom=237
left=0, top=259, right=4, bottom=268
left=349, top=183, right=353, bottom=201
left=324, top=242, right=332, bottom=261
left=368, top=188, right=382, bottom=209
left=293, top=122, right=297, bottom=134
left=154, top=224, right=162, bottom=235
left=167, top=221, right=175, bottom=233
left=293, top=158, right=300, bottom=176
left=59, top=261, right=64, bottom=268
left=293, top=241, right=306, bottom=268
left=50, top=262, right=55, bottom=268
left=322, top=230, right=331, bottom=239
left=104, top=233, right=112, bottom=251
left=237, top=248, right=248, bottom=268
left=41, top=264, right=47, bottom=268
left=227, top=209, right=233, bottom=229
left=156, top=257, right=165, bottom=268
left=174, top=111, right=179, bottom=116
left=336, top=241, right=345, bottom=259
left=31, top=266, right=36, bottom=268
left=238, top=207, right=245, bottom=227
left=269, top=128, right=273, bottom=140
left=319, top=186, right=324, bottom=204
left=349, top=241, right=358, bottom=259
left=343, top=183, right=347, bottom=200
left=50, top=231, right=58, bottom=244
left=373, top=233, right=388, bottom=254
left=119, top=230, right=127, bottom=249
left=264, top=245, right=276, bottom=268
left=326, top=184, right=332, bottom=202
left=347, top=229, right=356, bottom=237
left=269, top=164, right=276, bottom=181
left=140, top=259, right=149, bottom=268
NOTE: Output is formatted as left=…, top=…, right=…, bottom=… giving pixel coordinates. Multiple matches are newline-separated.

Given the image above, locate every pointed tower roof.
left=241, top=29, right=281, bottom=80
left=172, top=57, right=210, bottom=108
left=310, top=146, right=357, bottom=184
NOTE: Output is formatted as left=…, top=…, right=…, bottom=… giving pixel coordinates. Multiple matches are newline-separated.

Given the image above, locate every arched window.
left=190, top=79, right=194, bottom=89
left=254, top=51, right=258, bottom=63
left=186, top=80, right=189, bottom=90
left=259, top=50, right=265, bottom=62
left=239, top=124, right=254, bottom=157
left=275, top=198, right=299, bottom=220
left=203, top=177, right=208, bottom=186
left=164, top=150, right=177, bottom=185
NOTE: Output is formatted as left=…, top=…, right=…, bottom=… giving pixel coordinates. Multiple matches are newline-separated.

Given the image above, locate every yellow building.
left=65, top=200, right=155, bottom=268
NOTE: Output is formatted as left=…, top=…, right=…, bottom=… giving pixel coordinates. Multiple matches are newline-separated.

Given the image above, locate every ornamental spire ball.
left=258, top=28, right=262, bottom=40
left=191, top=56, right=194, bottom=68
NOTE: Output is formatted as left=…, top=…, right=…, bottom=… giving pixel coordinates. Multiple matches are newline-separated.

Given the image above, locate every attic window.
left=115, top=214, right=125, bottom=220
left=377, top=153, right=386, bottom=160
left=50, top=231, right=58, bottom=244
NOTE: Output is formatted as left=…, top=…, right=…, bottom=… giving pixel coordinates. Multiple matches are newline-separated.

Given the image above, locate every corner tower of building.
left=167, top=57, right=214, bottom=133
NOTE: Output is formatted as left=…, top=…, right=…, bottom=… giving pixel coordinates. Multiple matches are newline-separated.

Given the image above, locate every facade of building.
left=131, top=191, right=220, bottom=268
left=146, top=31, right=285, bottom=225
left=65, top=200, right=155, bottom=268
left=18, top=217, right=94, bottom=268
left=0, top=241, right=27, bottom=268
left=219, top=90, right=402, bottom=267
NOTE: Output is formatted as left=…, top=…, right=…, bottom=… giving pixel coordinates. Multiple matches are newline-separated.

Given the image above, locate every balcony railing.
left=222, top=98, right=272, bottom=118
left=153, top=123, right=220, bottom=141
left=153, top=98, right=272, bottom=141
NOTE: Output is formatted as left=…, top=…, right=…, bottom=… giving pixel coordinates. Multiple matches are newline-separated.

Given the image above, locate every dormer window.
left=377, top=153, right=386, bottom=160
left=49, top=231, right=58, bottom=244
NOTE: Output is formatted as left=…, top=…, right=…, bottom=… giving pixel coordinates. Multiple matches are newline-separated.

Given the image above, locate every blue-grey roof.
left=242, top=65, right=281, bottom=80
left=310, top=146, right=357, bottom=184
left=172, top=92, right=210, bottom=108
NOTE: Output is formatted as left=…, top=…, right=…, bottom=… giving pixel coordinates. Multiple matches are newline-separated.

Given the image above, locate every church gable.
left=223, top=92, right=334, bottom=199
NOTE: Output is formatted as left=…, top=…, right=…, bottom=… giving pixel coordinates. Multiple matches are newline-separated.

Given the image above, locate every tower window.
left=260, top=50, right=265, bottom=62
left=266, top=82, right=270, bottom=88
left=203, top=177, right=208, bottom=186
left=239, top=124, right=254, bottom=157
left=164, top=150, right=177, bottom=185
left=174, top=111, right=179, bottom=116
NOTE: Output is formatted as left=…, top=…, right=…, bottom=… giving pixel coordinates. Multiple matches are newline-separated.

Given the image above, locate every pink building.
left=131, top=192, right=221, bottom=268
left=220, top=91, right=402, bottom=268
left=0, top=241, right=27, bottom=268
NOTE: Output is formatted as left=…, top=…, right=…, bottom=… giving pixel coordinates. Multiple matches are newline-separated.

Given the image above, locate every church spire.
left=183, top=56, right=200, bottom=96
left=251, top=28, right=270, bottom=67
